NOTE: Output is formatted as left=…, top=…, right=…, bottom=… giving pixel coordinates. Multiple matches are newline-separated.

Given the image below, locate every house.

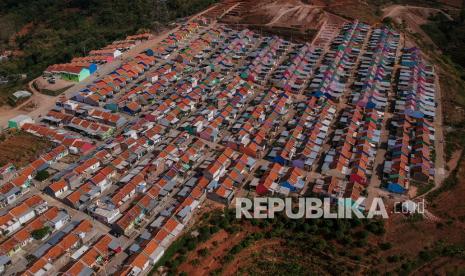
left=74, top=158, right=101, bottom=176
left=23, top=220, right=93, bottom=276
left=45, top=64, right=91, bottom=82
left=0, top=207, right=67, bottom=256
left=7, top=115, right=33, bottom=129
left=88, top=201, right=121, bottom=224
left=46, top=179, right=69, bottom=198
left=88, top=109, right=127, bottom=127
left=89, top=48, right=122, bottom=58
left=123, top=101, right=142, bottom=115
left=0, top=164, right=16, bottom=183
left=207, top=185, right=234, bottom=205
left=0, top=196, right=48, bottom=235
left=0, top=183, right=22, bottom=207
left=64, top=234, right=120, bottom=274
left=9, top=91, right=32, bottom=105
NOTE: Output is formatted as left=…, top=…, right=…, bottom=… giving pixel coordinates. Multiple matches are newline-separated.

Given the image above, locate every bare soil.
left=177, top=227, right=254, bottom=275
left=0, top=131, right=54, bottom=167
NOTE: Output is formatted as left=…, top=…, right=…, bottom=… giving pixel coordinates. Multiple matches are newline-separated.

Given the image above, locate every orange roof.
left=9, top=203, right=30, bottom=218
left=73, top=219, right=93, bottom=234
left=81, top=248, right=100, bottom=266
left=48, top=179, right=68, bottom=192
left=142, top=239, right=159, bottom=255
left=66, top=260, right=88, bottom=275
left=59, top=233, right=79, bottom=250
left=154, top=229, right=169, bottom=243
left=43, top=244, right=64, bottom=260
left=131, top=253, right=149, bottom=269
left=126, top=101, right=141, bottom=111
left=163, top=218, right=179, bottom=233
left=24, top=195, right=45, bottom=207
left=14, top=228, right=30, bottom=242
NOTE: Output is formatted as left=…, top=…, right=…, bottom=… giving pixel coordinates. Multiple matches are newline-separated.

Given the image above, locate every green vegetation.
left=394, top=241, right=465, bottom=274
left=0, top=0, right=217, bottom=82
left=156, top=208, right=387, bottom=275
left=31, top=226, right=51, bottom=240
left=0, top=80, right=24, bottom=105
left=34, top=170, right=50, bottom=181
left=421, top=10, right=465, bottom=71
left=149, top=217, right=223, bottom=274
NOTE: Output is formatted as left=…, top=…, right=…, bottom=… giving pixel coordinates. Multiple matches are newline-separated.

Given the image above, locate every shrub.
left=198, top=248, right=209, bottom=257
left=379, top=242, right=392, bottom=250
left=31, top=226, right=51, bottom=240
left=34, top=170, right=50, bottom=181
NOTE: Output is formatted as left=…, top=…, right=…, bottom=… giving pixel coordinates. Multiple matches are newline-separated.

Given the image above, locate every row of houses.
left=350, top=26, right=400, bottom=110
left=384, top=48, right=436, bottom=192
left=204, top=148, right=256, bottom=204
left=0, top=144, right=69, bottom=207
left=271, top=43, right=323, bottom=93
left=44, top=33, right=153, bottom=82
left=70, top=53, right=156, bottom=112
left=21, top=123, right=95, bottom=155
left=0, top=206, right=70, bottom=257
left=241, top=36, right=290, bottom=84
left=63, top=234, right=121, bottom=275
left=256, top=163, right=307, bottom=196
left=308, top=21, right=370, bottom=100
left=309, top=26, right=401, bottom=203
left=268, top=95, right=337, bottom=169
left=0, top=195, right=48, bottom=236
left=315, top=106, right=384, bottom=205
left=23, top=219, right=94, bottom=276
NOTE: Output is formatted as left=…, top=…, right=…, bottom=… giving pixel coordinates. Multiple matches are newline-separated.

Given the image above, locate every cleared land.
left=0, top=131, right=53, bottom=167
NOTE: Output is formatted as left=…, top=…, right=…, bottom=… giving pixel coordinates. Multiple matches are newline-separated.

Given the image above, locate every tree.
left=31, top=226, right=51, bottom=240
left=34, top=170, right=50, bottom=181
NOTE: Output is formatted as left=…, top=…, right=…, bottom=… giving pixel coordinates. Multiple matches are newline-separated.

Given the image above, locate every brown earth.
left=220, top=239, right=284, bottom=275
left=382, top=5, right=453, bottom=46
left=177, top=224, right=261, bottom=275
left=0, top=130, right=54, bottom=167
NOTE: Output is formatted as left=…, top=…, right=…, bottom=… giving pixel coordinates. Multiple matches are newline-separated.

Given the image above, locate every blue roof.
left=405, top=109, right=424, bottom=118
left=387, top=183, right=406, bottom=194
left=281, top=181, right=297, bottom=192
left=365, top=101, right=376, bottom=109
left=313, top=91, right=323, bottom=98
left=273, top=156, right=287, bottom=165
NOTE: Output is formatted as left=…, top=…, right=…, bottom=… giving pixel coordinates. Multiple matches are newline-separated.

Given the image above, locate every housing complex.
left=0, top=13, right=438, bottom=276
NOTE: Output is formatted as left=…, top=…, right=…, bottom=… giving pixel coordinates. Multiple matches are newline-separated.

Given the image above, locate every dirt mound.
left=382, top=5, right=451, bottom=45
left=221, top=0, right=327, bottom=30
left=260, top=0, right=324, bottom=28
